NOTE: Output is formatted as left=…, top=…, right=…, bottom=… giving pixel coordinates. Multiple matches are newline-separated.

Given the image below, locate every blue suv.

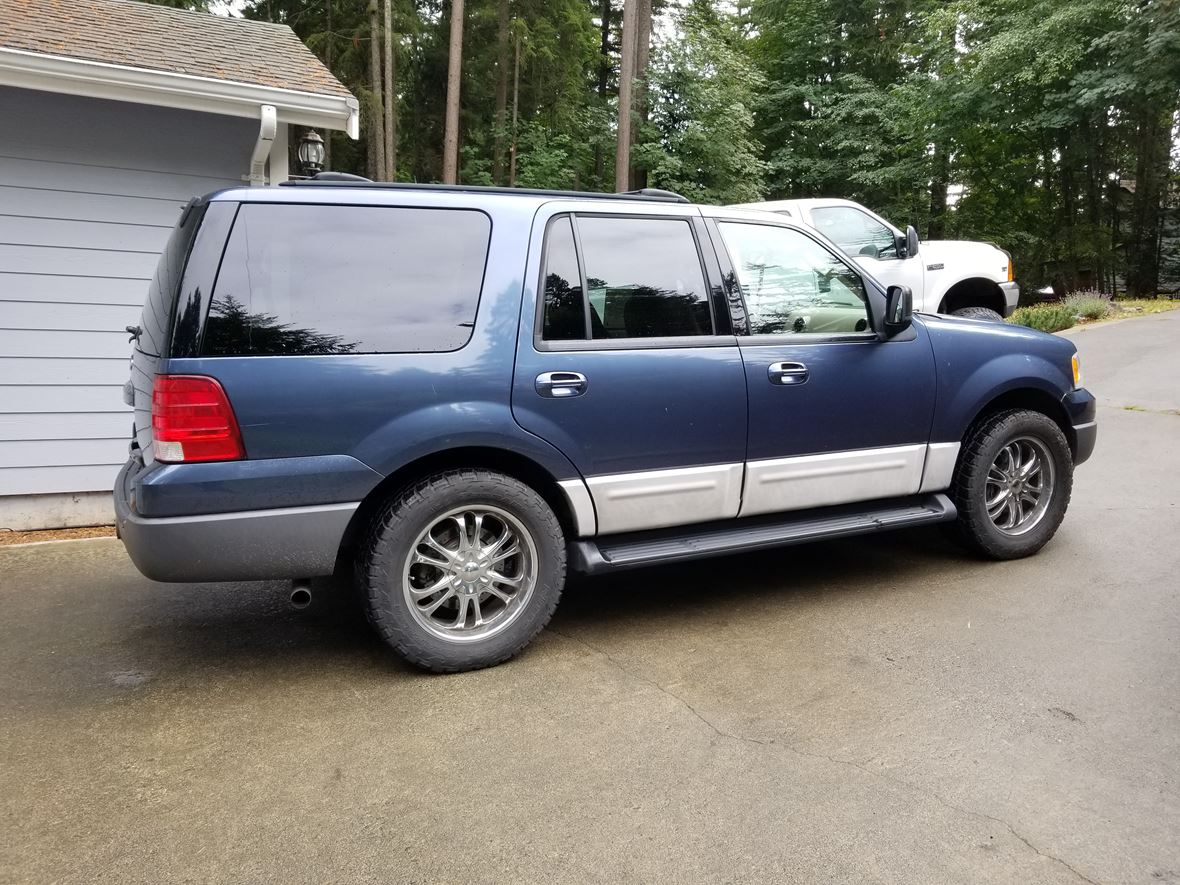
left=116, top=180, right=1096, bottom=672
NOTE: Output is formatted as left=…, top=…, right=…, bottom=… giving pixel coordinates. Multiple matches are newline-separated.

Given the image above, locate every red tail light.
left=151, top=375, right=245, bottom=463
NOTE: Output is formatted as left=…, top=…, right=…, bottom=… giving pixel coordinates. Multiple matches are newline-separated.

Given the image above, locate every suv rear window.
left=202, top=204, right=491, bottom=355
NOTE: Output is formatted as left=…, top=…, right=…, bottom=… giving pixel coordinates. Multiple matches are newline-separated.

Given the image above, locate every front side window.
left=810, top=206, right=897, bottom=260
left=203, top=204, right=491, bottom=355
left=717, top=222, right=872, bottom=336
left=540, top=215, right=712, bottom=341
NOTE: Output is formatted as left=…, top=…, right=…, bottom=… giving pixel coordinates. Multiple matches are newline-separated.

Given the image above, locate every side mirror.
left=905, top=224, right=920, bottom=258
left=883, top=285, right=913, bottom=337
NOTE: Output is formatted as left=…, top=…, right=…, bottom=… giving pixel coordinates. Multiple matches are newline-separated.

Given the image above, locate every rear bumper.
left=115, top=460, right=357, bottom=582
left=1000, top=281, right=1020, bottom=316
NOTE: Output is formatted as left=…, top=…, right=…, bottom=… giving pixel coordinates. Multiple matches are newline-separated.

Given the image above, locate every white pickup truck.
left=731, top=198, right=1019, bottom=321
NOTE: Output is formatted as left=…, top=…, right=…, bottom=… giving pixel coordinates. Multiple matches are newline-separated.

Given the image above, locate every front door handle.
left=768, top=361, right=808, bottom=385
left=536, top=371, right=588, bottom=398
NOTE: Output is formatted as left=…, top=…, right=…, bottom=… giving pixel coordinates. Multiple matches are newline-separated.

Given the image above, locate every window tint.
left=203, top=204, right=490, bottom=355
left=541, top=216, right=585, bottom=340
left=810, top=206, right=897, bottom=260
left=577, top=216, right=712, bottom=338
left=718, top=222, right=872, bottom=336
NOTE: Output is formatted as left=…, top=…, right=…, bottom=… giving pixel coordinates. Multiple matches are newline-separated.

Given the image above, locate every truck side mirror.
left=883, top=285, right=913, bottom=337
left=905, top=225, right=920, bottom=259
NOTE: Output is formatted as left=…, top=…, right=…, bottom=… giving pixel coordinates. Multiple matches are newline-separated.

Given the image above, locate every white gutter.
left=0, top=46, right=359, bottom=139
left=248, top=104, right=278, bottom=185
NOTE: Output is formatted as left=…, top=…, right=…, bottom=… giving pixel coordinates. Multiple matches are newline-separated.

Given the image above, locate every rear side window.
left=202, top=204, right=490, bottom=355
left=540, top=215, right=712, bottom=340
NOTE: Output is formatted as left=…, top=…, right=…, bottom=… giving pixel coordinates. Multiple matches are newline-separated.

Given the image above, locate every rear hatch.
left=125, top=199, right=207, bottom=466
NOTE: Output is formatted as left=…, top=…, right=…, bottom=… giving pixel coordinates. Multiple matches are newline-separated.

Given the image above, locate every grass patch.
left=1008, top=303, right=1077, bottom=332
left=1111, top=297, right=1180, bottom=317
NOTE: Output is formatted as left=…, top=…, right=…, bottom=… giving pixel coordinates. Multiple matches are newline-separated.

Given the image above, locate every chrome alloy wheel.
left=985, top=436, right=1056, bottom=536
left=402, top=506, right=538, bottom=643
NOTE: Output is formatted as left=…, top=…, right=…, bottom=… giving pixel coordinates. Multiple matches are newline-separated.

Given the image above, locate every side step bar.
left=568, top=494, right=956, bottom=574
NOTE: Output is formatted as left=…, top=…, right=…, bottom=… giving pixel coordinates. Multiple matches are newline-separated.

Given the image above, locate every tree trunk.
left=442, top=0, right=464, bottom=184
left=614, top=0, right=637, bottom=193
left=367, top=0, right=384, bottom=181
left=927, top=142, right=949, bottom=239
left=509, top=33, right=520, bottom=187
left=1125, top=105, right=1172, bottom=297
left=492, top=0, right=511, bottom=184
left=593, top=0, right=612, bottom=183
left=629, top=0, right=651, bottom=190
left=384, top=0, right=395, bottom=180
left=324, top=0, right=333, bottom=171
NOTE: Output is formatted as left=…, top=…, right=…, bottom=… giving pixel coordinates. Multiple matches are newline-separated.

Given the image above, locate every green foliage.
left=635, top=0, right=766, bottom=204
left=1008, top=304, right=1077, bottom=333
left=1063, top=291, right=1113, bottom=320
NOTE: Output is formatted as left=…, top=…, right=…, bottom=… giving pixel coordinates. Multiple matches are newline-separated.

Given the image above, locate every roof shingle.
left=0, top=0, right=352, bottom=99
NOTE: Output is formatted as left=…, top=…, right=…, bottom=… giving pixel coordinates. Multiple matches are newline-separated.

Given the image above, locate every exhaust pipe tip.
left=290, top=582, right=312, bottom=610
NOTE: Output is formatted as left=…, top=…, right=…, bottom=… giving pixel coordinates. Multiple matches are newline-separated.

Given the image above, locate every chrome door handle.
left=768, top=361, right=808, bottom=385
left=536, top=371, right=588, bottom=398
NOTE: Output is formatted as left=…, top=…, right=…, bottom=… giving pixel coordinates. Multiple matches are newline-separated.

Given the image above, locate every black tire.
left=948, top=409, right=1073, bottom=560
left=952, top=306, right=1005, bottom=322
left=358, top=469, right=565, bottom=673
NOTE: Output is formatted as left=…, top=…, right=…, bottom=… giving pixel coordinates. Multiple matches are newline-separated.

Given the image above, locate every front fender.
left=922, top=317, right=1075, bottom=442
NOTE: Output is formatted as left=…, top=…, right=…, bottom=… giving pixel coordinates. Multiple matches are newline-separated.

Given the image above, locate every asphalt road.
left=3, top=312, right=1178, bottom=885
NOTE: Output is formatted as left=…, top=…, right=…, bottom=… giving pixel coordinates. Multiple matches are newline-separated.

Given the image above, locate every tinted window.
left=541, top=216, right=585, bottom=340
left=577, top=216, right=711, bottom=339
left=139, top=200, right=203, bottom=357
left=203, top=204, right=490, bottom=355
left=718, top=222, right=871, bottom=335
left=810, top=206, right=897, bottom=259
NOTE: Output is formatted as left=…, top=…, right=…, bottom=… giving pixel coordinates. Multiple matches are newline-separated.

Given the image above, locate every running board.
left=568, top=494, right=956, bottom=574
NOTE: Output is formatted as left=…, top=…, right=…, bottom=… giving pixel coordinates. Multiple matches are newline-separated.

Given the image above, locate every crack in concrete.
left=552, top=628, right=1100, bottom=885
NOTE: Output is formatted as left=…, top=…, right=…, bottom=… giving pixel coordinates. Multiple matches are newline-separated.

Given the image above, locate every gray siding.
left=0, top=86, right=256, bottom=499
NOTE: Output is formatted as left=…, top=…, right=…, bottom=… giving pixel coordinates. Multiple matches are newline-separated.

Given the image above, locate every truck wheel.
left=358, top=469, right=565, bottom=672
left=952, top=306, right=1005, bottom=322
left=948, top=409, right=1073, bottom=560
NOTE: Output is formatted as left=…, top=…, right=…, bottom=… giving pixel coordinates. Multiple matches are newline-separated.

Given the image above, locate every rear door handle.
left=768, top=361, right=808, bottom=385
left=536, top=371, right=588, bottom=398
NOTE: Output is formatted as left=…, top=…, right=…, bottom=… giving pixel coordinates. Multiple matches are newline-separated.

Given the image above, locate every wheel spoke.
left=489, top=570, right=523, bottom=588
left=450, top=594, right=470, bottom=629
left=488, top=542, right=521, bottom=566
left=409, top=575, right=453, bottom=599
left=1002, top=496, right=1020, bottom=528
left=420, top=588, right=456, bottom=616
left=422, top=534, right=459, bottom=563
left=470, top=594, right=484, bottom=627
left=485, top=586, right=513, bottom=603
left=412, top=549, right=453, bottom=570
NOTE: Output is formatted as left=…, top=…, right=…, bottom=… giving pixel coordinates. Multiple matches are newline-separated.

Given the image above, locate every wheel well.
left=967, top=389, right=1075, bottom=457
left=939, top=278, right=1006, bottom=315
left=334, top=447, right=577, bottom=573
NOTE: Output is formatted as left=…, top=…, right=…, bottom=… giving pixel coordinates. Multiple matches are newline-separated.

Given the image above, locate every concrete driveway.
left=3, top=312, right=1178, bottom=885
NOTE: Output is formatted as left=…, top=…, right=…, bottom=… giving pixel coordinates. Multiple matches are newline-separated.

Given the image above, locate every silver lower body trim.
left=740, top=444, right=927, bottom=518
left=919, top=441, right=961, bottom=493
left=587, top=463, right=743, bottom=535
left=557, top=478, right=597, bottom=537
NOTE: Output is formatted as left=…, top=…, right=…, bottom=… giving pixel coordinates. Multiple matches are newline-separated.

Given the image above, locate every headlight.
left=1071, top=353, right=1082, bottom=387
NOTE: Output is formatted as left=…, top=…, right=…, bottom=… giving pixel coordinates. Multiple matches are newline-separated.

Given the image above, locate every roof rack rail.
left=277, top=178, right=690, bottom=203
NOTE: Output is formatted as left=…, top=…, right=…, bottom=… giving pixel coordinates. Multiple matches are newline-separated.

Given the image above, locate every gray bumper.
left=115, top=461, right=357, bottom=582
left=1000, top=281, right=1020, bottom=316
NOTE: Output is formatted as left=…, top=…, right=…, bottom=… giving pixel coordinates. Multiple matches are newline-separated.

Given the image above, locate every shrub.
left=1008, top=304, right=1076, bottom=333
left=1063, top=289, right=1113, bottom=321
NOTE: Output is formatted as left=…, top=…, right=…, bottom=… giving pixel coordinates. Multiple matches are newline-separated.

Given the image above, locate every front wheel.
left=952, top=306, right=1005, bottom=322
left=948, top=409, right=1073, bottom=560
left=358, top=469, right=565, bottom=672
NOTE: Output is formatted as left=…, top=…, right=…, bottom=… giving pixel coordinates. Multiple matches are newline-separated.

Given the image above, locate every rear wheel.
left=952, top=306, right=1005, bottom=322
left=948, top=409, right=1073, bottom=559
left=358, top=469, right=565, bottom=672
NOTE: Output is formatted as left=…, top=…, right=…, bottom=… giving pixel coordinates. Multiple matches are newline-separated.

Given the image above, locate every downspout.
left=246, top=104, right=277, bottom=186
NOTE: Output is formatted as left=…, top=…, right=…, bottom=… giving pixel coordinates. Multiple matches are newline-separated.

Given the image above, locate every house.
left=0, top=0, right=358, bottom=531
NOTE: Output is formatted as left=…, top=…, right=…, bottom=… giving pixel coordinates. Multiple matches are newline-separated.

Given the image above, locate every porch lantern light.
left=297, top=129, right=326, bottom=175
